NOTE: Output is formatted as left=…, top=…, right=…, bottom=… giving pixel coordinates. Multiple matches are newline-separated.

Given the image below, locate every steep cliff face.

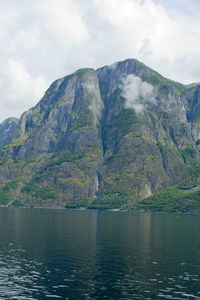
left=1, top=59, right=200, bottom=210
left=0, top=117, right=19, bottom=148
left=92, top=61, right=200, bottom=208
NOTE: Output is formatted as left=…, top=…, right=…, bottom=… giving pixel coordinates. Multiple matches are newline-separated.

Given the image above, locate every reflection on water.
left=0, top=208, right=200, bottom=299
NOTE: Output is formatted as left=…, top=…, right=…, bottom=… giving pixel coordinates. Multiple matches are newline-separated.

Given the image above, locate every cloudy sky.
left=0, top=0, right=200, bottom=122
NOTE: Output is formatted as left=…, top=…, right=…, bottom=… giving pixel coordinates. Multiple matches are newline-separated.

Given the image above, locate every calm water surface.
left=0, top=208, right=200, bottom=299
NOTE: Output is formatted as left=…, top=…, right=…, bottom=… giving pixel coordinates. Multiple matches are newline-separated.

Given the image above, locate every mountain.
left=0, top=117, right=19, bottom=147
left=1, top=58, right=200, bottom=211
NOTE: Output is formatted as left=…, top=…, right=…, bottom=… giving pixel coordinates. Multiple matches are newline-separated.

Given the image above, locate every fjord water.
left=0, top=209, right=200, bottom=299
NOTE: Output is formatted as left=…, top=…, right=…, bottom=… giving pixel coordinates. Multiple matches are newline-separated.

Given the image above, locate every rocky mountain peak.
left=1, top=59, right=200, bottom=211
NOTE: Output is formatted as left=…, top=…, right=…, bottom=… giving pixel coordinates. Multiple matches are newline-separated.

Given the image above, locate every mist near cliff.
left=121, top=75, right=156, bottom=113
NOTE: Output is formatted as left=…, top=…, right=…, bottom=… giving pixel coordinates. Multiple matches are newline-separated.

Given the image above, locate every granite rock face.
left=1, top=59, right=200, bottom=209
left=0, top=117, right=19, bottom=148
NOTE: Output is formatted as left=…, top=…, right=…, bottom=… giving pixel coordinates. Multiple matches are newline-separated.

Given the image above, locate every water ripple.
left=0, top=246, right=50, bottom=299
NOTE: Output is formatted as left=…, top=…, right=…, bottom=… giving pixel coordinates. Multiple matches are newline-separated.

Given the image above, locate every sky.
left=1, top=0, right=200, bottom=122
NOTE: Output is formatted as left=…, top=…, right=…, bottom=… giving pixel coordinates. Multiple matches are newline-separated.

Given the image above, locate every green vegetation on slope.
left=135, top=167, right=200, bottom=213
left=90, top=190, right=132, bottom=209
left=0, top=179, right=20, bottom=205
left=135, top=187, right=200, bottom=213
left=66, top=68, right=94, bottom=81
left=145, top=67, right=187, bottom=94
left=21, top=183, right=57, bottom=200
left=70, top=109, right=93, bottom=132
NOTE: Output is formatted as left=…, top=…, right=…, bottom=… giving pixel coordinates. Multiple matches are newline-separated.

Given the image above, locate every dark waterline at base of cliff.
left=1, top=208, right=200, bottom=299
left=2, top=204, right=200, bottom=215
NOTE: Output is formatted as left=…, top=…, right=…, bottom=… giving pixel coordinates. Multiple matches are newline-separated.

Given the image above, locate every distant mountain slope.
left=0, top=117, right=19, bottom=148
left=1, top=58, right=200, bottom=211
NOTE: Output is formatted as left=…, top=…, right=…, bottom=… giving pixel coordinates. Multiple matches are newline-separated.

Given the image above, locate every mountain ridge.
left=1, top=58, right=200, bottom=211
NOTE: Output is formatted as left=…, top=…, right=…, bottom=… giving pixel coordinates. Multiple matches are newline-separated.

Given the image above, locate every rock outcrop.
left=1, top=59, right=200, bottom=210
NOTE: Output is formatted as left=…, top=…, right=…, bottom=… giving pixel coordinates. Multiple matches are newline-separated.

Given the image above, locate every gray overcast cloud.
left=0, top=0, right=200, bottom=122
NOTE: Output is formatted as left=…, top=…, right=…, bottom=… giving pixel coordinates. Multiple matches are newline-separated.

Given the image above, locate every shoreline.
left=1, top=205, right=200, bottom=215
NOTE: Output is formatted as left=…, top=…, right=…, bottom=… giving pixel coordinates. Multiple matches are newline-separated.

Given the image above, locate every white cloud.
left=1, top=59, right=47, bottom=111
left=94, top=0, right=177, bottom=57
left=39, top=0, right=88, bottom=44
left=94, top=0, right=200, bottom=82
left=121, top=75, right=156, bottom=113
left=1, top=0, right=200, bottom=122
left=0, top=0, right=89, bottom=122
